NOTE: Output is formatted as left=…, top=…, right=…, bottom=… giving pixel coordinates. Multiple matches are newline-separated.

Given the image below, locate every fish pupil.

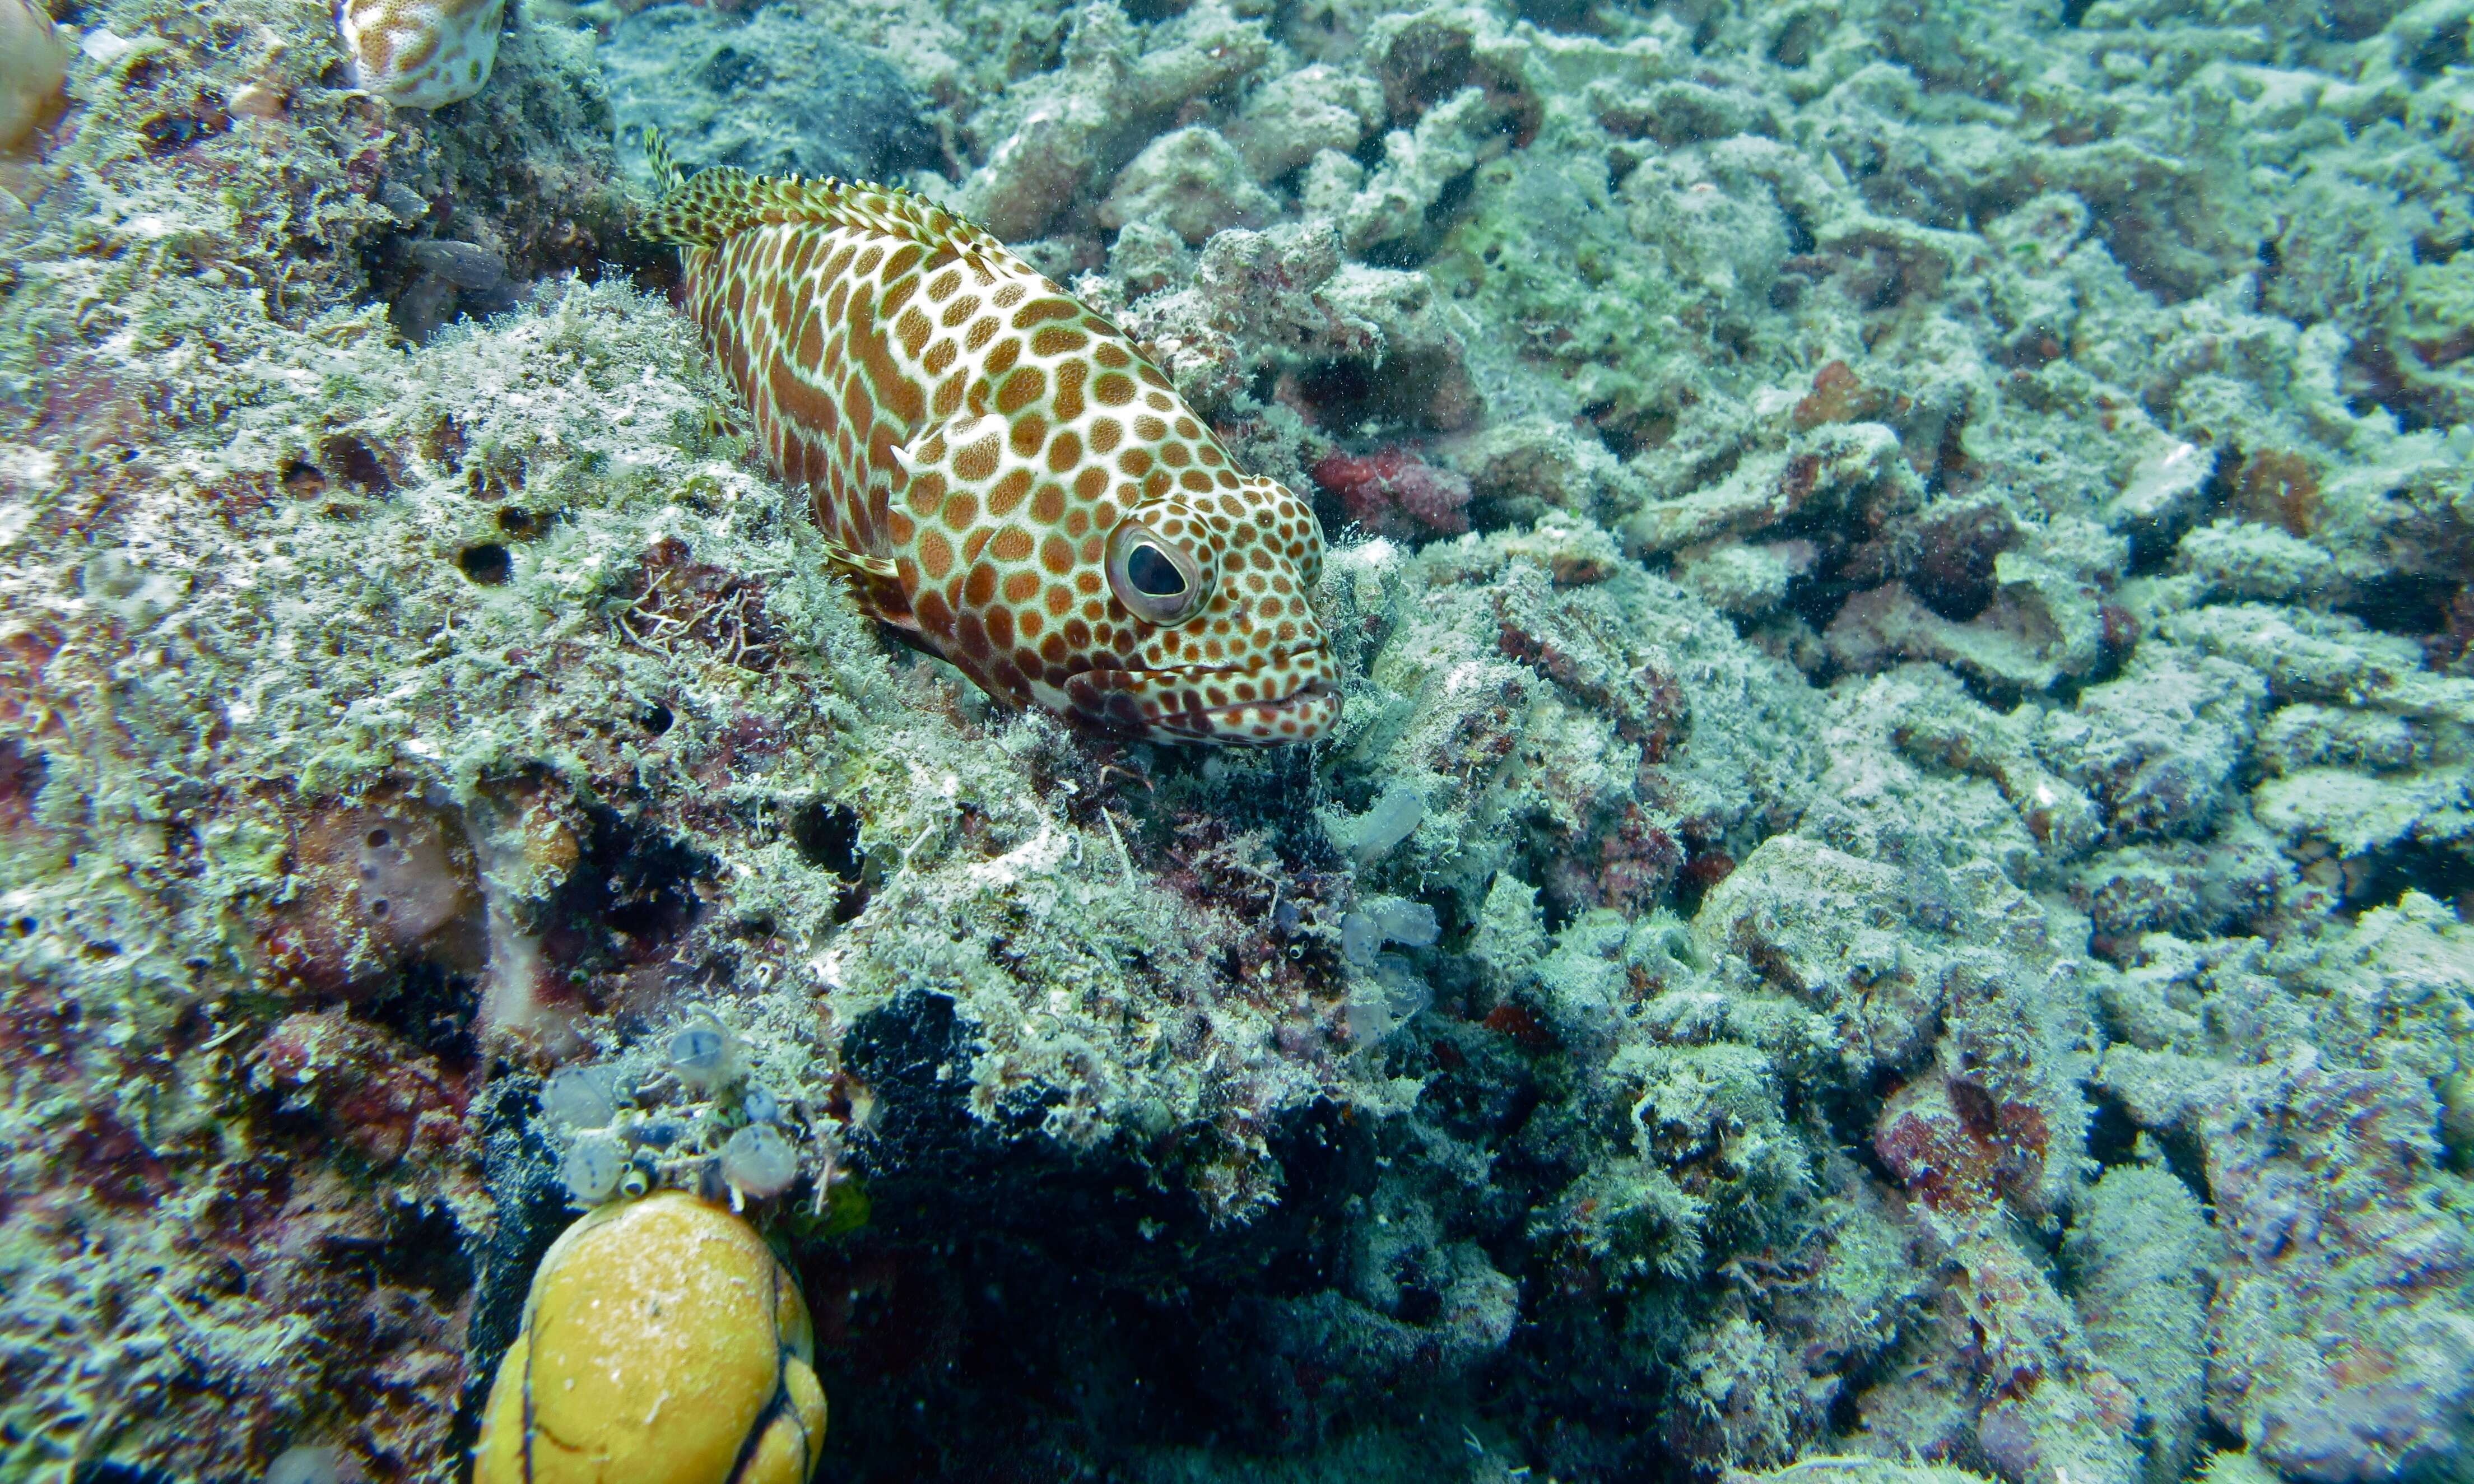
left=1127, top=543, right=1186, bottom=597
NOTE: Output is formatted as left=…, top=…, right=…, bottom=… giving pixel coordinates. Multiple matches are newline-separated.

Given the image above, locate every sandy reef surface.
left=1, top=0, right=2472, bottom=1480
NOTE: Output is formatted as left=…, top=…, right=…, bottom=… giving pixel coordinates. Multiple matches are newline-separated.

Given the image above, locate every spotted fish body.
left=641, top=142, right=1340, bottom=746
left=334, top=0, right=506, bottom=109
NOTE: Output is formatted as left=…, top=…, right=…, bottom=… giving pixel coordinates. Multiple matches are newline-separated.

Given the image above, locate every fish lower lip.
left=1108, top=658, right=1334, bottom=693
left=1071, top=656, right=1340, bottom=736
left=1229, top=691, right=1314, bottom=715
left=1213, top=673, right=1334, bottom=711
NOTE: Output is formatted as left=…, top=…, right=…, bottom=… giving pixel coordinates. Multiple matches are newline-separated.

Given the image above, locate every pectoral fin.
left=821, top=536, right=897, bottom=581
left=819, top=537, right=917, bottom=631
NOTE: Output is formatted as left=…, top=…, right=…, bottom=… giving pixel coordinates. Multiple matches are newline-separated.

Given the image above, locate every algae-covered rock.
left=1100, top=125, right=1278, bottom=245
left=8, top=0, right=2474, bottom=1474
left=601, top=4, right=939, bottom=188
left=2035, top=646, right=2266, bottom=843
left=2066, top=1165, right=2216, bottom=1484
left=2202, top=1052, right=2474, bottom=1483
left=1696, top=835, right=1931, bottom=1074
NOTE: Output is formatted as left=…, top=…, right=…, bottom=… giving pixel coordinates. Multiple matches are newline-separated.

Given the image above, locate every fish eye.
left=1127, top=542, right=1184, bottom=597
left=1106, top=519, right=1208, bottom=625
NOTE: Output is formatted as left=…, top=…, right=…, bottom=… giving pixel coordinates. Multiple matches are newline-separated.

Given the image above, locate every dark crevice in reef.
left=2338, top=571, right=2458, bottom=639
left=787, top=799, right=873, bottom=922
left=450, top=1077, right=574, bottom=1461
left=363, top=959, right=485, bottom=1068
left=788, top=799, right=865, bottom=878
left=816, top=993, right=1391, bottom=1474
left=523, top=807, right=715, bottom=1004
left=815, top=985, right=1676, bottom=1474
left=2338, top=840, right=2474, bottom=919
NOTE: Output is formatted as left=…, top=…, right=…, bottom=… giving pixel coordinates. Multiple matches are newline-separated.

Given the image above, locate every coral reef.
left=599, top=5, right=939, bottom=189
left=3, top=0, right=2473, bottom=1478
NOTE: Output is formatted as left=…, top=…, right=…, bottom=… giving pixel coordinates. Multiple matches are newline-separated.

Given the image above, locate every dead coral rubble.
left=6, top=0, right=2474, bottom=1477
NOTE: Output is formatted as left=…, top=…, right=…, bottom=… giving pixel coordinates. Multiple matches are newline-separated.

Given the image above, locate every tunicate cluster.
left=1324, top=785, right=1427, bottom=864
left=1344, top=957, right=1434, bottom=1043
left=540, top=1020, right=813, bottom=1208
left=1339, top=895, right=1442, bottom=1043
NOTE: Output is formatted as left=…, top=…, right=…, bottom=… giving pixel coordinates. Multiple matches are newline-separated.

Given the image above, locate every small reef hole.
left=457, top=543, right=512, bottom=585
left=280, top=459, right=327, bottom=499
left=2342, top=841, right=2474, bottom=918
left=2339, top=571, right=2455, bottom=638
left=788, top=801, right=869, bottom=923
left=789, top=801, right=866, bottom=879
left=319, top=435, right=391, bottom=491
left=138, top=111, right=226, bottom=156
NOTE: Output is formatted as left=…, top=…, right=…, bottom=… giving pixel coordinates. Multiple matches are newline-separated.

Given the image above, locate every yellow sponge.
left=473, top=1191, right=828, bottom=1484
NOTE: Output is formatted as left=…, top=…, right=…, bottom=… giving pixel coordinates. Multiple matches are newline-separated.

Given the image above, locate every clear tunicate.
left=1341, top=911, right=1380, bottom=965
left=742, top=1085, right=780, bottom=1124
left=721, top=1122, right=799, bottom=1197
left=1344, top=955, right=1433, bottom=1043
left=263, top=1445, right=346, bottom=1484
left=1324, top=784, right=1425, bottom=864
left=1340, top=895, right=1441, bottom=966
left=541, top=1064, right=617, bottom=1128
left=666, top=1020, right=734, bottom=1089
left=560, top=1131, right=627, bottom=1206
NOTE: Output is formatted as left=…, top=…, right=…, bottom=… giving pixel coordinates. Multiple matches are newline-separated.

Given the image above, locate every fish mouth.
left=1063, top=657, right=1342, bottom=745
left=1191, top=674, right=1340, bottom=736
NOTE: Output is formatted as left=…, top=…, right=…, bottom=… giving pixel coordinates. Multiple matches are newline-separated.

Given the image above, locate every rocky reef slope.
left=1, top=0, right=2470, bottom=1481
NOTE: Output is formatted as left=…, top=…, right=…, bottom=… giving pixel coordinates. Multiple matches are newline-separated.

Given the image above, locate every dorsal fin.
left=643, top=124, right=685, bottom=197
left=639, top=132, right=1006, bottom=261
